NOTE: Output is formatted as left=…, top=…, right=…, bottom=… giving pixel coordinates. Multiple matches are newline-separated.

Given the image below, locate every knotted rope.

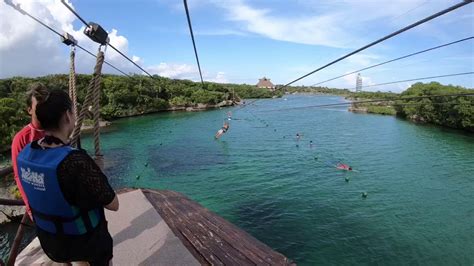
left=68, top=46, right=78, bottom=118
left=70, top=48, right=105, bottom=158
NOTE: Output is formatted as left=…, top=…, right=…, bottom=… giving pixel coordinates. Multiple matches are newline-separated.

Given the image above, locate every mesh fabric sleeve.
left=57, top=150, right=116, bottom=209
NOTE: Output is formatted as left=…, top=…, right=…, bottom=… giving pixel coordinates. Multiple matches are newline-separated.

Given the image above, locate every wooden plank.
left=145, top=191, right=219, bottom=265
left=166, top=194, right=254, bottom=265
left=143, top=189, right=295, bottom=265
left=176, top=197, right=273, bottom=265
left=168, top=194, right=269, bottom=265
left=182, top=197, right=291, bottom=265
left=156, top=190, right=289, bottom=265
left=146, top=191, right=251, bottom=265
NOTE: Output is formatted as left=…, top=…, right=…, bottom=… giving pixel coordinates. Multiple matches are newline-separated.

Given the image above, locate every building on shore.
left=256, top=77, right=275, bottom=91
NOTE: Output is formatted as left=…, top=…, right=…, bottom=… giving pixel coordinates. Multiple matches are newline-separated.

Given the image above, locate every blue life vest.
left=17, top=143, right=102, bottom=235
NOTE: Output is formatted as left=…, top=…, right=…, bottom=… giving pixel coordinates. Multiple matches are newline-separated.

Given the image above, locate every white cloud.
left=147, top=63, right=228, bottom=83
left=208, top=0, right=431, bottom=48
left=347, top=54, right=382, bottom=67
left=208, top=71, right=228, bottom=83
left=195, top=29, right=248, bottom=37
left=147, top=63, right=198, bottom=79
left=0, top=0, right=161, bottom=78
left=211, top=0, right=354, bottom=48
left=0, top=0, right=228, bottom=82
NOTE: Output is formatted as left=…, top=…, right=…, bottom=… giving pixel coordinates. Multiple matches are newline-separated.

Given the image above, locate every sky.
left=0, top=0, right=473, bottom=92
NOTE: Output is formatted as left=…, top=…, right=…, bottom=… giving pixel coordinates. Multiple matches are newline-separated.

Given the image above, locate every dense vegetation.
left=1, top=75, right=472, bottom=153
left=346, top=82, right=473, bottom=131
left=0, top=74, right=279, bottom=152
left=395, top=82, right=473, bottom=131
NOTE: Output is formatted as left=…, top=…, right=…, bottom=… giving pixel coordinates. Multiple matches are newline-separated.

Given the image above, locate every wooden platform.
left=142, top=189, right=294, bottom=265
left=15, top=189, right=294, bottom=265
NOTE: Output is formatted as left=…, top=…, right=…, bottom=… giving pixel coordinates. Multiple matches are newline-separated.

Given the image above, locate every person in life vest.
left=11, top=83, right=49, bottom=220
left=215, top=121, right=230, bottom=139
left=16, top=89, right=119, bottom=265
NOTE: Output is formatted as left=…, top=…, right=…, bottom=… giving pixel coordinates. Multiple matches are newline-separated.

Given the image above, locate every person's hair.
left=26, top=83, right=50, bottom=107
left=35, top=90, right=72, bottom=130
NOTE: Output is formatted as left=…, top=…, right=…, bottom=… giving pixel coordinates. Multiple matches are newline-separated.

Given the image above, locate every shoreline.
left=104, top=100, right=238, bottom=121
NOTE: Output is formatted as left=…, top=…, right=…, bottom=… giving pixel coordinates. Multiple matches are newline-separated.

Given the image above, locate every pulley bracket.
left=61, top=32, right=77, bottom=46
left=84, top=22, right=109, bottom=45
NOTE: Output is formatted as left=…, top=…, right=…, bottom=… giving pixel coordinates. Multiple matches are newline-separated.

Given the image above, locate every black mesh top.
left=30, top=141, right=116, bottom=209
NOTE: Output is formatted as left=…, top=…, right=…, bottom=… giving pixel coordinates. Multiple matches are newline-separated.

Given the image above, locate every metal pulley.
left=84, top=22, right=109, bottom=45
left=61, top=32, right=77, bottom=46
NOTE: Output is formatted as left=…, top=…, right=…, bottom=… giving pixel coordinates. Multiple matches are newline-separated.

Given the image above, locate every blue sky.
left=1, top=0, right=473, bottom=92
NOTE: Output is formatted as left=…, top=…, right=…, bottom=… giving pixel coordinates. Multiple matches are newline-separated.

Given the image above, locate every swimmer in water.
left=336, top=162, right=352, bottom=171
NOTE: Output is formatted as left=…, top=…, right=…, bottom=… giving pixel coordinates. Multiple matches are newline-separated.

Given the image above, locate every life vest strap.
left=31, top=207, right=97, bottom=235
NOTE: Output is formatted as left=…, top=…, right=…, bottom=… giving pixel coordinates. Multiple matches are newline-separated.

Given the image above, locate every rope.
left=71, top=49, right=105, bottom=150
left=69, top=47, right=78, bottom=118
left=92, top=54, right=103, bottom=157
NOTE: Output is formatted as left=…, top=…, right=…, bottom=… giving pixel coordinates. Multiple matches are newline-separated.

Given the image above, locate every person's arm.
left=105, top=195, right=119, bottom=211
left=58, top=151, right=119, bottom=211
left=11, top=133, right=25, bottom=177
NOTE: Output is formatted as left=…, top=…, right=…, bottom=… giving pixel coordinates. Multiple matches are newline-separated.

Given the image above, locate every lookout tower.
left=356, top=73, right=362, bottom=92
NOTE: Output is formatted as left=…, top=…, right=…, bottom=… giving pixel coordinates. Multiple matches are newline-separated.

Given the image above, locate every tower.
left=356, top=73, right=362, bottom=92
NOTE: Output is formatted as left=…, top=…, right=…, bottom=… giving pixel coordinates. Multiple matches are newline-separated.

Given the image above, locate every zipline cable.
left=263, top=92, right=474, bottom=112
left=389, top=0, right=430, bottom=21
left=183, top=0, right=205, bottom=86
left=75, top=44, right=131, bottom=77
left=4, top=0, right=131, bottom=77
left=313, top=36, right=474, bottom=86
left=5, top=0, right=62, bottom=37
left=360, top=72, right=474, bottom=89
left=108, top=44, right=155, bottom=77
left=61, top=0, right=155, bottom=78
left=281, top=0, right=472, bottom=89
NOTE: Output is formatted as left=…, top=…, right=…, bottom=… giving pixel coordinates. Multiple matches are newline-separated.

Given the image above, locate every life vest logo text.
left=20, top=167, right=46, bottom=191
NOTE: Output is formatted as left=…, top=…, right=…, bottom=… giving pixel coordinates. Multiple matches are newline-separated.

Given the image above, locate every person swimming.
left=215, top=122, right=230, bottom=139
left=296, top=133, right=301, bottom=141
left=336, top=163, right=352, bottom=171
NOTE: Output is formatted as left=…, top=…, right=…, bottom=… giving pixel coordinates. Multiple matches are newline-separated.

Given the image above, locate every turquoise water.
left=2, top=95, right=473, bottom=264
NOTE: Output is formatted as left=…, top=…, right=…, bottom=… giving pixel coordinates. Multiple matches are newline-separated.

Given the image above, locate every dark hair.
left=26, top=83, right=50, bottom=107
left=35, top=90, right=72, bottom=130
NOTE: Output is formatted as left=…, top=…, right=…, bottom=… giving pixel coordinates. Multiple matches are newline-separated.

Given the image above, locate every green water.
left=3, top=95, right=474, bottom=265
